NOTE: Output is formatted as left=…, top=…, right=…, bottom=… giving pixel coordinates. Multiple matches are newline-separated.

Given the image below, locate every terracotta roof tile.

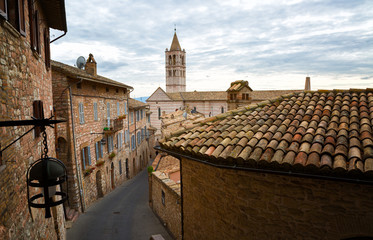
left=160, top=89, right=373, bottom=181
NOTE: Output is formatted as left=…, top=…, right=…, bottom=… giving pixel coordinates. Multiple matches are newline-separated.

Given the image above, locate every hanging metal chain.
left=42, top=129, right=48, bottom=158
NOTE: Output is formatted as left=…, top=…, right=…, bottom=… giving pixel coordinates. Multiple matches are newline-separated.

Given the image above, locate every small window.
left=137, top=131, right=141, bottom=145
left=106, top=87, right=109, bottom=92
left=93, top=102, right=98, bottom=121
left=161, top=190, right=165, bottom=206
left=221, top=107, right=224, bottom=113
left=131, top=135, right=136, bottom=150
left=116, top=88, right=119, bottom=93
left=78, top=103, right=85, bottom=124
left=108, top=135, right=114, bottom=153
left=158, top=107, right=161, bottom=120
left=77, top=82, right=82, bottom=89
left=81, top=146, right=91, bottom=170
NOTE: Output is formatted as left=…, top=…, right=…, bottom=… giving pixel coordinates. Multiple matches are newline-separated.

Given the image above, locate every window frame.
left=93, top=102, right=98, bottom=121
left=78, top=103, right=85, bottom=124
left=81, top=146, right=91, bottom=170
left=0, top=0, right=8, bottom=19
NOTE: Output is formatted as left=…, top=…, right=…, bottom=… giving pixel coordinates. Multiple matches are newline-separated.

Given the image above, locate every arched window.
left=168, top=70, right=172, bottom=76
left=158, top=107, right=161, bottom=120
left=173, top=55, right=176, bottom=65
left=221, top=107, right=224, bottom=113
left=168, top=56, right=172, bottom=65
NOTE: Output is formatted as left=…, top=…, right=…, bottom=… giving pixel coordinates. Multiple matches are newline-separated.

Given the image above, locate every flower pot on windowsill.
left=108, top=152, right=116, bottom=160
left=83, top=166, right=95, bottom=176
left=95, top=160, right=105, bottom=167
left=117, top=115, right=126, bottom=120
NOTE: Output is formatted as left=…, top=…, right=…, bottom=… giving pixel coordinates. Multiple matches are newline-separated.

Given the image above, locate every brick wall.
left=151, top=173, right=182, bottom=240
left=182, top=158, right=373, bottom=240
left=0, top=1, right=65, bottom=239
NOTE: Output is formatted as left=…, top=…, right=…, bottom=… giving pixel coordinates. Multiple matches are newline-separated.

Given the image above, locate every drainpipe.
left=69, top=86, right=85, bottom=212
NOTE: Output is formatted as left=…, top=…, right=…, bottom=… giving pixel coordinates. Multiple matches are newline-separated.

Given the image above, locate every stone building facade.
left=52, top=57, right=137, bottom=213
left=0, top=1, right=67, bottom=239
left=150, top=154, right=181, bottom=240
left=127, top=98, right=153, bottom=177
left=147, top=33, right=303, bottom=138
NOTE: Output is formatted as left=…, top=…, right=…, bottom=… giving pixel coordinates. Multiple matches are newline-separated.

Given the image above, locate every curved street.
left=67, top=167, right=172, bottom=240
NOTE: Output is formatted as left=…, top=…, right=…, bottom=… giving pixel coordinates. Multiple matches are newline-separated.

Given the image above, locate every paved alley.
left=67, top=168, right=173, bottom=240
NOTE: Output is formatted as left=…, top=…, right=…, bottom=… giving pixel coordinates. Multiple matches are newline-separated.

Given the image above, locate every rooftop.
left=51, top=60, right=133, bottom=90
left=160, top=89, right=373, bottom=181
left=128, top=98, right=148, bottom=109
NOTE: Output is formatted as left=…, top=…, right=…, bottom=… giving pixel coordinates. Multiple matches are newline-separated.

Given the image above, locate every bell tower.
left=165, top=30, right=186, bottom=93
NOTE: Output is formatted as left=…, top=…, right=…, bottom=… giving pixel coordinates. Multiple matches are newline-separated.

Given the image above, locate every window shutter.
left=18, top=0, right=25, bottom=36
left=82, top=148, right=86, bottom=170
left=34, top=10, right=40, bottom=54
left=44, top=28, right=50, bottom=69
left=95, top=142, right=99, bottom=160
left=28, top=0, right=34, bottom=48
left=87, top=146, right=91, bottom=165
left=100, top=141, right=104, bottom=158
left=0, top=0, right=7, bottom=19
left=117, top=102, right=120, bottom=116
left=94, top=103, right=98, bottom=121
left=33, top=100, right=44, bottom=137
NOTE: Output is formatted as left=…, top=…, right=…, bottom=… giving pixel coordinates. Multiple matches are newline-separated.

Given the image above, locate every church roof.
left=167, top=91, right=227, bottom=101
left=170, top=32, right=182, bottom=51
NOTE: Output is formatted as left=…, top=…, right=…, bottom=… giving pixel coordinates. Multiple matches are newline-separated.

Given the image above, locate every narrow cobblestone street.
left=67, top=167, right=172, bottom=240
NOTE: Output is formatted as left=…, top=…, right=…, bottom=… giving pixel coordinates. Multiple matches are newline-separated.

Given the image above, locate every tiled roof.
left=167, top=91, right=227, bottom=101
left=227, top=80, right=253, bottom=92
left=160, top=89, right=373, bottom=180
left=51, top=60, right=133, bottom=90
left=170, top=32, right=182, bottom=51
left=165, top=90, right=301, bottom=102
left=128, top=98, right=148, bottom=109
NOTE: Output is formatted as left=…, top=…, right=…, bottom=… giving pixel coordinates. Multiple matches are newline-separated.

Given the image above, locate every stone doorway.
left=125, top=158, right=129, bottom=179
left=96, top=170, right=103, bottom=198
left=111, top=162, right=115, bottom=189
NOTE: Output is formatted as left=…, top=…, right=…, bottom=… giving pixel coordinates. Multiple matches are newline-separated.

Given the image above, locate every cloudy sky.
left=51, top=0, right=373, bottom=98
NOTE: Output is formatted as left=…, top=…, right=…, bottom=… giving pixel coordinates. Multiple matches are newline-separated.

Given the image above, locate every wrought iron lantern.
left=26, top=130, right=68, bottom=218
left=27, top=157, right=68, bottom=218
left=0, top=116, right=68, bottom=219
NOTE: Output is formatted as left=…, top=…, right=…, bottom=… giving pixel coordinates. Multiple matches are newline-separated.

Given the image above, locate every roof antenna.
left=174, top=24, right=176, bottom=32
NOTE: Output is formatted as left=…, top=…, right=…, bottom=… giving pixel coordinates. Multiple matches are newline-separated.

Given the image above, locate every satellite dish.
left=76, top=56, right=86, bottom=69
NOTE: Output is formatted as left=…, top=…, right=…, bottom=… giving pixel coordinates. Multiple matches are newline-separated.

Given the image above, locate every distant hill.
left=134, top=97, right=149, bottom=103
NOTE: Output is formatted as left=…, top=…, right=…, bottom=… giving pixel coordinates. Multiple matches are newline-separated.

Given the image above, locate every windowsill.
left=2, top=20, right=21, bottom=39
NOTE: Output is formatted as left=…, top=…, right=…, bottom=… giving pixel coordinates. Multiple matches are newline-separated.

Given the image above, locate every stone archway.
left=96, top=170, right=103, bottom=198
left=111, top=162, right=115, bottom=189
left=125, top=158, right=129, bottom=179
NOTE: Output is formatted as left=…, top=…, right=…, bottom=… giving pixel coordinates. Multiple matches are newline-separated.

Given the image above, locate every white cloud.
left=51, top=0, right=373, bottom=97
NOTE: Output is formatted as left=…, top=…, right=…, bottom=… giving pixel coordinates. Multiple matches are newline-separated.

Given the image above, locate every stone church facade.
left=147, top=32, right=303, bottom=138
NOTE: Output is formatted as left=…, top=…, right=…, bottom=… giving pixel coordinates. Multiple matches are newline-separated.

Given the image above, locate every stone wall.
left=182, top=158, right=373, bottom=240
left=151, top=172, right=182, bottom=240
left=0, top=1, right=65, bottom=239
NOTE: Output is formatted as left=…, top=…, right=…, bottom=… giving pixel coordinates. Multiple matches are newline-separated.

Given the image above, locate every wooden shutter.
left=28, top=0, right=34, bottom=48
left=100, top=141, right=104, bottom=158
left=44, top=28, right=50, bottom=69
left=87, top=146, right=91, bottom=165
left=33, top=100, right=44, bottom=137
left=0, top=0, right=7, bottom=19
left=18, top=0, right=25, bottom=36
left=82, top=148, right=86, bottom=170
left=34, top=10, right=40, bottom=53
left=95, top=142, right=99, bottom=160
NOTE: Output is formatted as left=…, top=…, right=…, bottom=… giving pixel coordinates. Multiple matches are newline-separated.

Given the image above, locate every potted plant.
left=108, top=152, right=116, bottom=159
left=95, top=160, right=105, bottom=167
left=83, top=166, right=95, bottom=176
left=118, top=114, right=126, bottom=120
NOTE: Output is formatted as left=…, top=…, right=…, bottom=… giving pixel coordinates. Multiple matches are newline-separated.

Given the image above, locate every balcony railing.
left=103, top=117, right=124, bottom=133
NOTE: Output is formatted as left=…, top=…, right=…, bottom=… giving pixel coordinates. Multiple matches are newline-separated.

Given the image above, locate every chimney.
left=85, top=53, right=97, bottom=76
left=305, top=77, right=311, bottom=91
